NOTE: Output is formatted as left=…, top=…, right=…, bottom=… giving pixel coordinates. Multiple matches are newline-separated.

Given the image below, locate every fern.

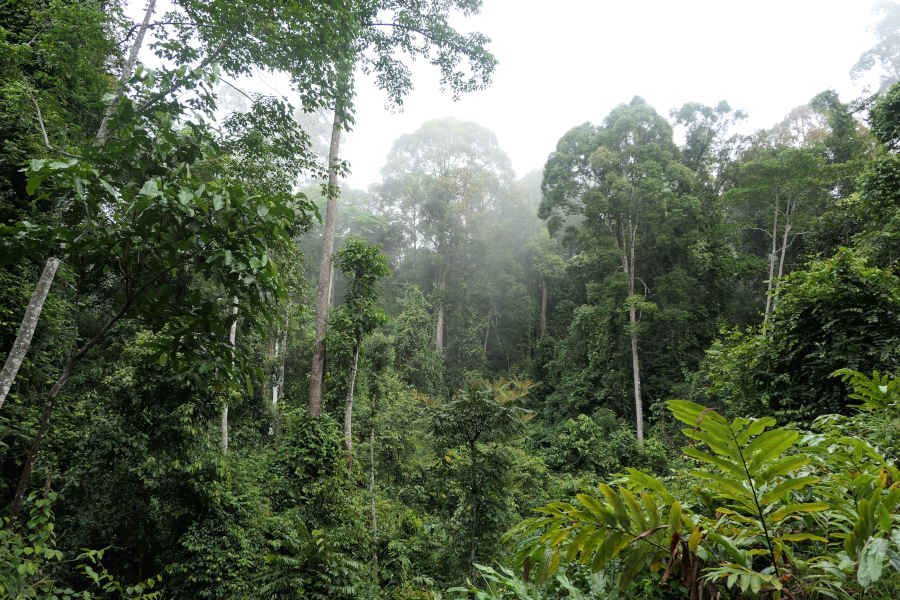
left=511, top=374, right=900, bottom=599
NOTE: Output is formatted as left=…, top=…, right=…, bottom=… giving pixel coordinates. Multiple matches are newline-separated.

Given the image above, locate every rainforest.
left=1, top=1, right=899, bottom=598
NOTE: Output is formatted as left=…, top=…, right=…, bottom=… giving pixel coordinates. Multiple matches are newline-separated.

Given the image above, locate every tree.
left=430, top=378, right=532, bottom=577
left=511, top=372, right=900, bottom=599
left=8, top=101, right=318, bottom=512
left=331, top=238, right=389, bottom=465
left=851, top=0, right=900, bottom=93
left=0, top=0, right=366, bottom=411
left=540, top=97, right=693, bottom=443
left=305, top=0, right=498, bottom=417
left=725, top=146, right=827, bottom=327
left=694, top=248, right=900, bottom=420
left=377, top=118, right=519, bottom=388
left=392, top=285, right=445, bottom=397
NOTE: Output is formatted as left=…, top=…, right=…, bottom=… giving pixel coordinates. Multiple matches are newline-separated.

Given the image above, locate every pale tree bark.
left=622, top=222, right=644, bottom=445
left=11, top=284, right=144, bottom=517
left=95, top=0, right=158, bottom=147
left=434, top=268, right=446, bottom=353
left=539, top=278, right=548, bottom=339
left=369, top=385, right=378, bottom=569
left=1, top=0, right=157, bottom=412
left=775, top=198, right=794, bottom=286
left=763, top=195, right=780, bottom=329
left=274, top=303, right=289, bottom=411
left=343, top=340, right=360, bottom=466
left=0, top=258, right=59, bottom=410
left=222, top=298, right=237, bottom=454
left=309, top=107, right=343, bottom=418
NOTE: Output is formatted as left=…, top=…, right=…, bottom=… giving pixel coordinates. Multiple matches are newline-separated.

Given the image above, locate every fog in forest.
left=2, top=1, right=899, bottom=598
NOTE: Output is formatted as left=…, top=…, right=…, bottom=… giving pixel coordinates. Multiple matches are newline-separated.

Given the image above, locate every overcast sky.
left=247, top=0, right=879, bottom=189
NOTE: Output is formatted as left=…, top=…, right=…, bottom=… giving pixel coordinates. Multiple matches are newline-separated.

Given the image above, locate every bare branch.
left=28, top=91, right=82, bottom=159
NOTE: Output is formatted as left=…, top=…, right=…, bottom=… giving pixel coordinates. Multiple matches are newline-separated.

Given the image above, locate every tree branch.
left=28, top=92, right=82, bottom=159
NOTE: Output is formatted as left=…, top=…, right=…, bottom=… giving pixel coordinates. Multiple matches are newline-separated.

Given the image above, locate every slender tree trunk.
left=275, top=303, right=289, bottom=406
left=11, top=285, right=141, bottom=516
left=309, top=107, right=343, bottom=418
left=2, top=0, right=159, bottom=411
left=369, top=394, right=377, bottom=569
left=468, top=439, right=478, bottom=579
left=344, top=340, right=360, bottom=466
left=0, top=258, right=60, bottom=410
left=776, top=200, right=793, bottom=281
left=763, top=196, right=779, bottom=329
left=222, top=298, right=237, bottom=454
left=434, top=269, right=445, bottom=353
left=629, top=311, right=643, bottom=444
left=539, top=277, right=548, bottom=339
left=623, top=223, right=644, bottom=444
left=95, top=0, right=157, bottom=146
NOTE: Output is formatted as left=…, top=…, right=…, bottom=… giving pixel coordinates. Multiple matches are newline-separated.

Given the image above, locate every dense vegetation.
left=1, top=1, right=898, bottom=599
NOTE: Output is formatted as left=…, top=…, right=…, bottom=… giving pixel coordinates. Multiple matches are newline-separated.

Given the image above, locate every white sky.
left=212, top=1, right=882, bottom=189
left=338, top=0, right=880, bottom=189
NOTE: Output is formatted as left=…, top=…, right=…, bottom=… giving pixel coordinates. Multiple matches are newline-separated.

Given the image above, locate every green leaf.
left=779, top=533, right=829, bottom=543
left=257, top=204, right=269, bottom=217
left=760, top=476, right=820, bottom=505
left=683, top=446, right=744, bottom=478
left=669, top=501, right=682, bottom=532
left=858, top=537, right=888, bottom=587
left=757, top=455, right=810, bottom=484
left=771, top=502, right=830, bottom=522
left=140, top=179, right=161, bottom=198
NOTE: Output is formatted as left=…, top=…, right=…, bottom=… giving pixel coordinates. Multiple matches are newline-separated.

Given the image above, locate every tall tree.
left=851, top=0, right=900, bottom=93
left=377, top=118, right=514, bottom=366
left=306, top=1, right=497, bottom=416
left=541, top=97, right=692, bottom=443
left=331, top=238, right=389, bottom=465
left=725, top=146, right=827, bottom=326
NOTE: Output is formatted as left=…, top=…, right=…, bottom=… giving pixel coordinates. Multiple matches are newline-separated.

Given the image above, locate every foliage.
left=542, top=409, right=669, bottom=478
left=0, top=492, right=162, bottom=600
left=330, top=238, right=391, bottom=360
left=509, top=371, right=900, bottom=599
left=430, top=378, right=534, bottom=574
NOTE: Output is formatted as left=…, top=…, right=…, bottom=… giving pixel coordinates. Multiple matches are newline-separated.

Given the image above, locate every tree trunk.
left=622, top=223, right=644, bottom=444
left=0, top=258, right=60, bottom=410
left=11, top=279, right=147, bottom=515
left=539, top=277, right=548, bottom=339
left=434, top=269, right=445, bottom=353
left=629, top=312, right=644, bottom=444
left=776, top=199, right=793, bottom=281
left=763, top=196, right=779, bottom=329
left=222, top=298, right=237, bottom=454
left=309, top=107, right=343, bottom=418
left=275, top=303, right=289, bottom=406
left=2, top=0, right=159, bottom=409
left=369, top=401, right=377, bottom=568
left=95, top=0, right=157, bottom=146
left=468, top=439, right=479, bottom=579
left=344, top=340, right=360, bottom=467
